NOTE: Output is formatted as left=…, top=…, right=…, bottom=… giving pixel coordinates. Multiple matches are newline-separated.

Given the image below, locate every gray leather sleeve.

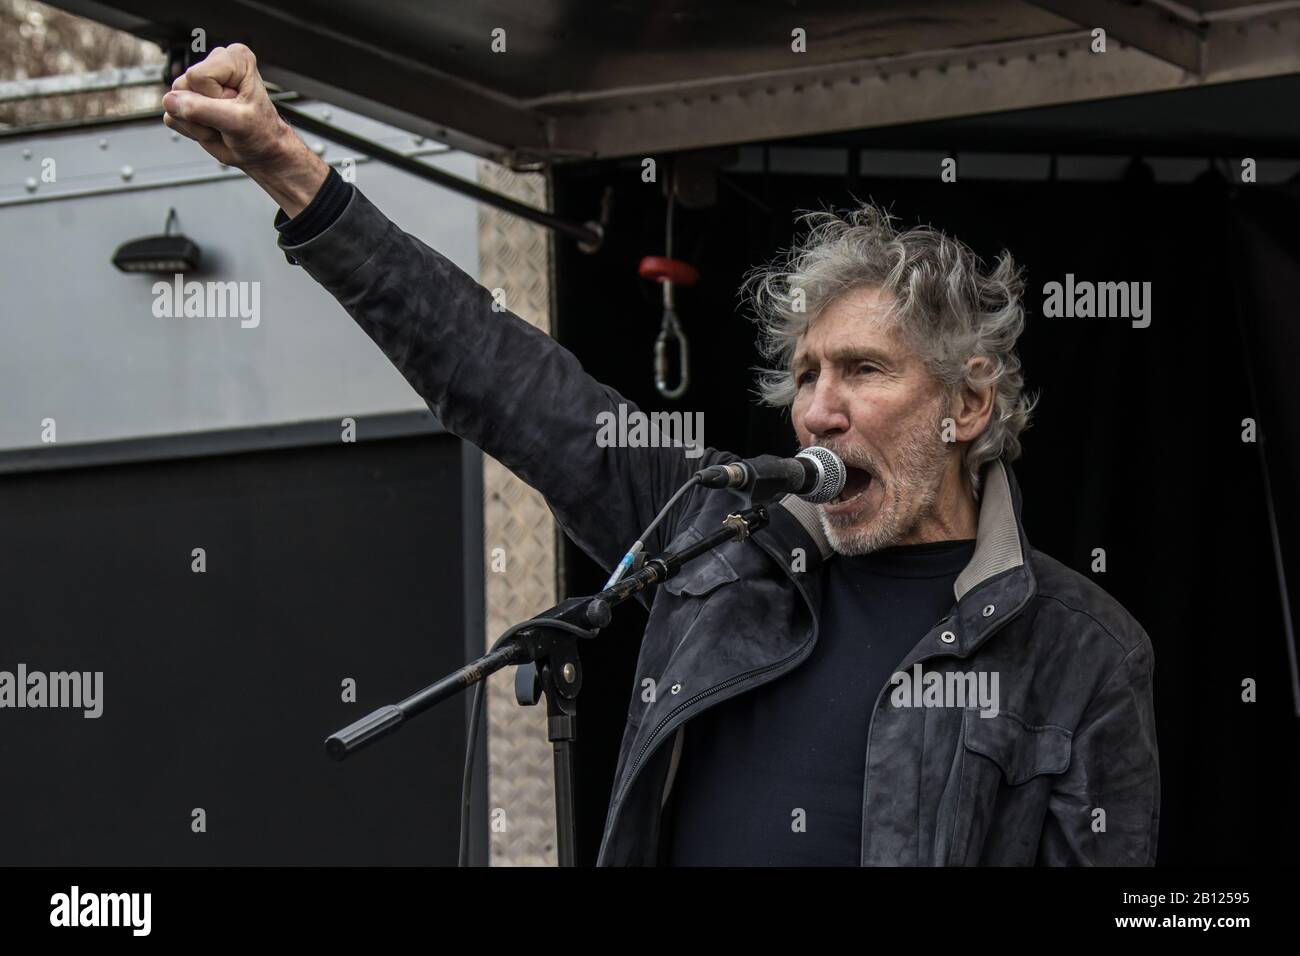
left=279, top=186, right=723, bottom=572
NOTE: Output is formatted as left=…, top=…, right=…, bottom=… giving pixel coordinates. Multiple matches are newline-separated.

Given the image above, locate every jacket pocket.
left=941, top=709, right=1074, bottom=865
left=961, top=708, right=1072, bottom=785
left=660, top=527, right=740, bottom=597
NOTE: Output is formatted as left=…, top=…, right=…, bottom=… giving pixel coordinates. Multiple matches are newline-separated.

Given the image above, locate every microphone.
left=695, top=446, right=846, bottom=504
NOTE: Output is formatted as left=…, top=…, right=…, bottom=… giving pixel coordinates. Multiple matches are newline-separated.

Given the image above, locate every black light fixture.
left=112, top=208, right=201, bottom=274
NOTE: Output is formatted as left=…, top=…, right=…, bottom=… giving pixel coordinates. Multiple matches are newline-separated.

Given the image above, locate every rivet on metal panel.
left=24, top=177, right=37, bottom=193
left=21, top=148, right=31, bottom=160
left=98, top=137, right=108, bottom=149
left=120, top=165, right=133, bottom=181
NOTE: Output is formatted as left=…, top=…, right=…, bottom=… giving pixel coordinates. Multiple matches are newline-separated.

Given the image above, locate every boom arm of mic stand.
left=325, top=595, right=603, bottom=761
left=325, top=504, right=768, bottom=759
left=325, top=641, right=532, bottom=760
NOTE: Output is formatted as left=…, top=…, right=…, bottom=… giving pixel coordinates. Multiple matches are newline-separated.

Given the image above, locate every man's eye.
left=856, top=363, right=878, bottom=376
left=796, top=370, right=817, bottom=386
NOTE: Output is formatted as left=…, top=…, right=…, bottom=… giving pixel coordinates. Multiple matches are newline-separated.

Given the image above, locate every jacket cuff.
left=274, top=166, right=354, bottom=264
left=276, top=183, right=396, bottom=282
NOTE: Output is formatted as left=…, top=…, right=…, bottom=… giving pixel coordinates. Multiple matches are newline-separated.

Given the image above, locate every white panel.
left=0, top=108, right=478, bottom=451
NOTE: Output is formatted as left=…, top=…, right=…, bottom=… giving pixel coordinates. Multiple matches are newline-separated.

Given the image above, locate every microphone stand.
left=324, top=503, right=771, bottom=865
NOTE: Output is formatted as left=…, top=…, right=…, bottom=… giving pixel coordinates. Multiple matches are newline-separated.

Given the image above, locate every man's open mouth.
left=831, top=464, right=874, bottom=505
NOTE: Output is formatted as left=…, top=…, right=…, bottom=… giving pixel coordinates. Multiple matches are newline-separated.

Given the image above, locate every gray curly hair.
left=742, top=203, right=1035, bottom=493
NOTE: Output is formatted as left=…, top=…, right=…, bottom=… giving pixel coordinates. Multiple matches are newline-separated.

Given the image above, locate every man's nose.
left=799, top=375, right=851, bottom=439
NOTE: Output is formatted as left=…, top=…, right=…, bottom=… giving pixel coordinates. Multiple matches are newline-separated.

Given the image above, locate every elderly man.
left=163, top=44, right=1160, bottom=866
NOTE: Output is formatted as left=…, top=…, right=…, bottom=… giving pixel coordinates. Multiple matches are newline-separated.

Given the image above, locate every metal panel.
left=1030, top=1, right=1300, bottom=78
left=1204, top=9, right=1300, bottom=77
left=0, top=105, right=477, bottom=452
left=0, top=428, right=475, bottom=865
left=475, top=161, right=559, bottom=867
left=0, top=63, right=164, bottom=103
left=42, top=0, right=1300, bottom=162
left=1028, top=1, right=1205, bottom=72
left=0, top=410, right=442, bottom=474
left=541, top=31, right=1187, bottom=158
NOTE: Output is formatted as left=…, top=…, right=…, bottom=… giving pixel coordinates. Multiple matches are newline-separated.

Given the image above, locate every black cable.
left=603, top=474, right=702, bottom=588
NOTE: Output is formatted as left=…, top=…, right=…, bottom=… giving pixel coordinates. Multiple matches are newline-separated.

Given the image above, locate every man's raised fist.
left=162, top=43, right=288, bottom=172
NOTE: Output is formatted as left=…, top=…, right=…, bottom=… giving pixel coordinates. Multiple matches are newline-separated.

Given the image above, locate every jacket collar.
left=771, top=493, right=834, bottom=561
left=954, top=458, right=1028, bottom=600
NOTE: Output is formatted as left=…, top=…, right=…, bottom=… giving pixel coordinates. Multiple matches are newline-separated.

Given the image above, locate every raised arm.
left=162, top=44, right=716, bottom=569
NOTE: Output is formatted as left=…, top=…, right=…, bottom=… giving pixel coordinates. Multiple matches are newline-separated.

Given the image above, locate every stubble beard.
left=816, top=400, right=953, bottom=556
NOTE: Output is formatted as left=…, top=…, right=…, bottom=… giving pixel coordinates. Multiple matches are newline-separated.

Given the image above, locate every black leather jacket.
left=281, top=186, right=1161, bottom=866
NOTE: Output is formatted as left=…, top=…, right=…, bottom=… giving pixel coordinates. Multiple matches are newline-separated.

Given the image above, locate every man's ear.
left=951, top=357, right=996, bottom=443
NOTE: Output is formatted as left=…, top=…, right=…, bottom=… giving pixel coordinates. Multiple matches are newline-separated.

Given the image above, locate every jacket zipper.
left=616, top=645, right=809, bottom=804
left=600, top=518, right=822, bottom=862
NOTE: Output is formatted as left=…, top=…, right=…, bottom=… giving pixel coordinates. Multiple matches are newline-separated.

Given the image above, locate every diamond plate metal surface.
left=477, top=161, right=558, bottom=867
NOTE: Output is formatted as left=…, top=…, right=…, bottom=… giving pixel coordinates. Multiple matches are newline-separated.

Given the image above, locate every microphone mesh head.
left=797, top=446, right=846, bottom=503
